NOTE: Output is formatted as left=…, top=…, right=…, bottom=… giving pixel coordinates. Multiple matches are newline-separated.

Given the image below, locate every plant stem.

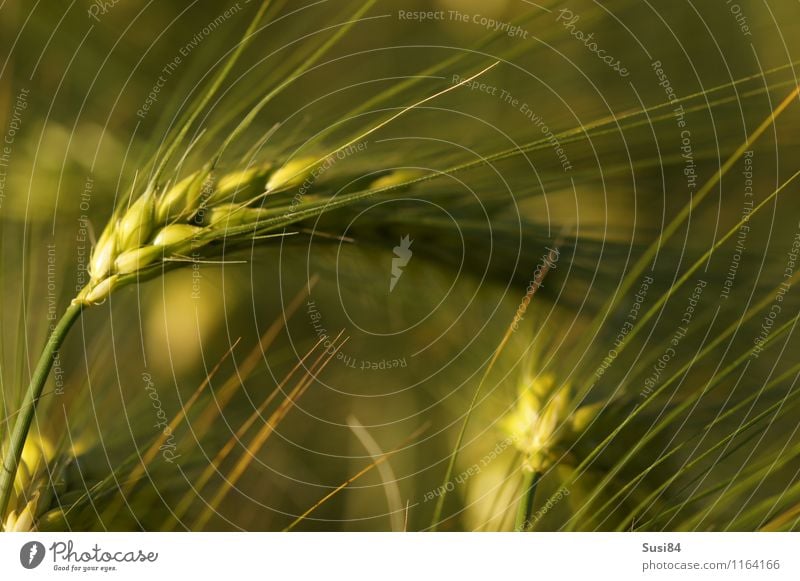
left=0, top=301, right=83, bottom=523
left=515, top=471, right=542, bottom=532
left=430, top=248, right=557, bottom=530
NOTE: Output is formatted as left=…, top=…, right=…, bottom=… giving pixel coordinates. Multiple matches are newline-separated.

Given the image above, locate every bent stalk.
left=0, top=300, right=83, bottom=524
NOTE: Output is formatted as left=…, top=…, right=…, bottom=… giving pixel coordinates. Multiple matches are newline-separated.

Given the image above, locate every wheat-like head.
left=76, top=156, right=322, bottom=305
left=501, top=374, right=599, bottom=474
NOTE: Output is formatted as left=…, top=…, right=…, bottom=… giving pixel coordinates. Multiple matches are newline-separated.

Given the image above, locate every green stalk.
left=0, top=300, right=83, bottom=524
left=515, top=471, right=542, bottom=532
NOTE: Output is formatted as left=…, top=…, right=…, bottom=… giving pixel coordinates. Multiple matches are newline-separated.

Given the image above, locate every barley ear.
left=83, top=274, right=121, bottom=304
left=152, top=224, right=203, bottom=246
left=117, top=189, right=156, bottom=250
left=114, top=247, right=165, bottom=275
left=209, top=163, right=272, bottom=205
left=265, top=157, right=317, bottom=192
left=89, top=226, right=117, bottom=281
left=159, top=164, right=216, bottom=223
left=371, top=169, right=423, bottom=190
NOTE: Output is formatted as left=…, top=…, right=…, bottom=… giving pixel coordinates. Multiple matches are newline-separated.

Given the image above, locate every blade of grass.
left=560, top=158, right=800, bottom=519
left=164, top=332, right=331, bottom=530
left=108, top=338, right=241, bottom=518
left=184, top=275, right=317, bottom=440
left=151, top=0, right=274, bottom=183
left=589, top=360, right=800, bottom=531
left=347, top=415, right=404, bottom=532
left=624, top=366, right=800, bottom=531
left=569, top=270, right=800, bottom=526
left=192, top=335, right=347, bottom=530
left=283, top=423, right=429, bottom=531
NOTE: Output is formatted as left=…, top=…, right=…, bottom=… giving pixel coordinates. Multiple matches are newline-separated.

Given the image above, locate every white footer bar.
left=1, top=532, right=796, bottom=580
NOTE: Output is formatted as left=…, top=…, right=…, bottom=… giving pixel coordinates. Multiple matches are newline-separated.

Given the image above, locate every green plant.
left=4, top=0, right=800, bottom=533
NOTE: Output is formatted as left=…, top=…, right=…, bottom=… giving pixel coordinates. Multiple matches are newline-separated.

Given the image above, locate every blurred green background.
left=2, top=0, right=800, bottom=531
